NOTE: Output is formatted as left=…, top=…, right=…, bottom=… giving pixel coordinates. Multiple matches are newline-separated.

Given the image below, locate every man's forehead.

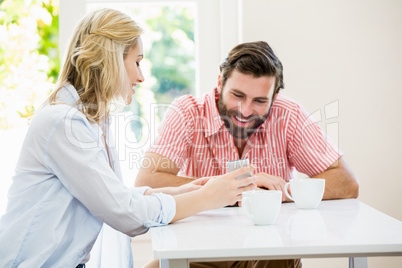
left=224, top=70, right=276, bottom=98
left=225, top=84, right=275, bottom=99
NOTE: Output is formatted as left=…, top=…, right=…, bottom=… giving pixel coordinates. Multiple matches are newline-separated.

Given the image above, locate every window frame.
left=59, top=0, right=242, bottom=95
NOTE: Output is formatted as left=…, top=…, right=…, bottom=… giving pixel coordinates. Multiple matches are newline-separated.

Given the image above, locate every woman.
left=0, top=8, right=256, bottom=267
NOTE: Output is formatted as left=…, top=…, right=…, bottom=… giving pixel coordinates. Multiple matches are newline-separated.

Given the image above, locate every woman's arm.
left=171, top=166, right=256, bottom=222
left=145, top=166, right=257, bottom=222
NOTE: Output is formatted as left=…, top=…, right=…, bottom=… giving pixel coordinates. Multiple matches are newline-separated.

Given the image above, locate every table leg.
left=159, top=259, right=189, bottom=268
left=349, top=257, right=368, bottom=268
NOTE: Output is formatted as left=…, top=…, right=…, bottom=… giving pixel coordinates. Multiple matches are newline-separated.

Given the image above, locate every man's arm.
left=135, top=152, right=195, bottom=188
left=253, top=156, right=358, bottom=202
left=312, top=156, right=359, bottom=199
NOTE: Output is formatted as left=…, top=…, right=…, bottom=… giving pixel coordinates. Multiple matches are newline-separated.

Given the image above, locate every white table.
left=150, top=199, right=402, bottom=268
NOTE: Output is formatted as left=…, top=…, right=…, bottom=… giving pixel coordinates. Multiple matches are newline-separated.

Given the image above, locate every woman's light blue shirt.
left=0, top=84, right=176, bottom=267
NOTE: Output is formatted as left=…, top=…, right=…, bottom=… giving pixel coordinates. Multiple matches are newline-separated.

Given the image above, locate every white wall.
left=241, top=0, right=402, bottom=267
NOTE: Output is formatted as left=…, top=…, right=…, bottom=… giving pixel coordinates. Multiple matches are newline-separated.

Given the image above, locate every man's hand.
left=254, top=172, right=288, bottom=202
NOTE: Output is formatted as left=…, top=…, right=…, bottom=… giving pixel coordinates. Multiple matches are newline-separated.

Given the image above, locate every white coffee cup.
left=242, top=190, right=282, bottom=225
left=284, top=178, right=325, bottom=209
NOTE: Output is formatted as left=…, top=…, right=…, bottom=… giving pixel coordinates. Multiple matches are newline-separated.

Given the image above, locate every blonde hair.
left=49, top=8, right=143, bottom=123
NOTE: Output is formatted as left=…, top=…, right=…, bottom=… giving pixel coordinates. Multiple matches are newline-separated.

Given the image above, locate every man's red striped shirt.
left=148, top=88, right=341, bottom=181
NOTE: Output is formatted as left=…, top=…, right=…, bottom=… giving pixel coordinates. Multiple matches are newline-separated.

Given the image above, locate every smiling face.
left=217, top=69, right=276, bottom=140
left=123, top=37, right=144, bottom=105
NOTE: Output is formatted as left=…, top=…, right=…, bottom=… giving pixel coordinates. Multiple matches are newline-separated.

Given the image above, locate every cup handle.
left=284, top=182, right=294, bottom=201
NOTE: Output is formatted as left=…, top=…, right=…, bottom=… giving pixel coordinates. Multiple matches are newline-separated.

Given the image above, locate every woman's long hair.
left=49, top=8, right=142, bottom=123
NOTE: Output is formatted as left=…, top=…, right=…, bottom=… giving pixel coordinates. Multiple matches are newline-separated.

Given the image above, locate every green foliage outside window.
left=146, top=6, right=195, bottom=104
left=0, top=0, right=59, bottom=129
left=0, top=1, right=195, bottom=139
left=123, top=5, right=195, bottom=141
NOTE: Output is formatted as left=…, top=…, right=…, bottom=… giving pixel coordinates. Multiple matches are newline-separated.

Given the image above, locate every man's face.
left=217, top=70, right=276, bottom=140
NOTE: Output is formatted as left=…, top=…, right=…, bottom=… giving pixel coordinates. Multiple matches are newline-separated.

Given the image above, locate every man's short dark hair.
left=219, top=41, right=284, bottom=95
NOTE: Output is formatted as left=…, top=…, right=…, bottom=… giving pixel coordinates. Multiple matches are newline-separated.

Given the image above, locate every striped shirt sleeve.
left=148, top=96, right=194, bottom=168
left=287, top=103, right=342, bottom=177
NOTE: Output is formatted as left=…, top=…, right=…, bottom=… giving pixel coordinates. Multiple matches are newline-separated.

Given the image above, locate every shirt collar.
left=56, top=83, right=80, bottom=105
left=204, top=87, right=225, bottom=137
left=58, top=83, right=110, bottom=132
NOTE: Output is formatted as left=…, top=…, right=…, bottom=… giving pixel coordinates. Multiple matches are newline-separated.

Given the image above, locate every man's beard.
left=217, top=95, right=271, bottom=140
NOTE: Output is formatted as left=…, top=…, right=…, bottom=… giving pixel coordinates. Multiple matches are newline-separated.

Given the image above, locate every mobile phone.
left=226, top=159, right=253, bottom=180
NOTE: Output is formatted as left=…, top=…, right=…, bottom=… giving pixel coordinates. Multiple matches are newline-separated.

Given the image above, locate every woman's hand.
left=199, top=166, right=257, bottom=209
left=173, top=177, right=211, bottom=195
left=171, top=165, right=257, bottom=222
left=144, top=177, right=212, bottom=196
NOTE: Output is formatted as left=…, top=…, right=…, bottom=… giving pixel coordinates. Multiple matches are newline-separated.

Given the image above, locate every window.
left=87, top=1, right=197, bottom=137
left=0, top=0, right=242, bottom=216
left=60, top=0, right=238, bottom=183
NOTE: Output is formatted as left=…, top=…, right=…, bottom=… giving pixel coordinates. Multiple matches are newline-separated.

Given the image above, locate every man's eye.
left=136, top=62, right=140, bottom=67
left=255, top=99, right=268, bottom=104
left=233, top=93, right=243, bottom=98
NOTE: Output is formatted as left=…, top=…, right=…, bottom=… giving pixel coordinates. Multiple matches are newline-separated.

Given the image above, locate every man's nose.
left=238, top=100, right=253, bottom=118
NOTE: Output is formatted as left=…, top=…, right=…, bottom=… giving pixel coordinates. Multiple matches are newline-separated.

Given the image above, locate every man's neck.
left=233, top=137, right=247, bottom=158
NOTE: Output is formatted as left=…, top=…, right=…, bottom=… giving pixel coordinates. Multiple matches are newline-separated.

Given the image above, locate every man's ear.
left=217, top=74, right=222, bottom=93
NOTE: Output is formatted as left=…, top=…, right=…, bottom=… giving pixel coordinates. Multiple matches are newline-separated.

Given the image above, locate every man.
left=136, top=41, right=359, bottom=268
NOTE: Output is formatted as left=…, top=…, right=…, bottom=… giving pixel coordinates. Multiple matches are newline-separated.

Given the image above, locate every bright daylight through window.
left=0, top=0, right=196, bottom=214
left=86, top=2, right=197, bottom=185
